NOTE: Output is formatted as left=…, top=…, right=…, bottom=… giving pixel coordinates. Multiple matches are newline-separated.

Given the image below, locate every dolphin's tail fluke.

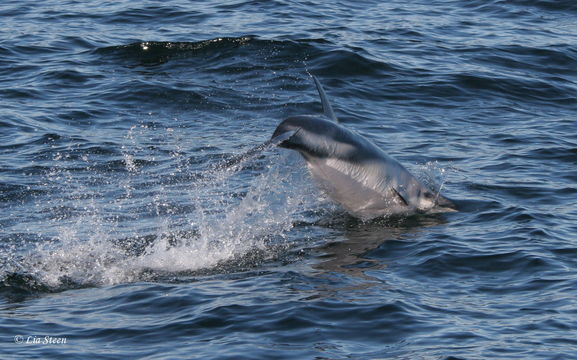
left=312, top=76, right=338, bottom=123
left=268, top=130, right=298, bottom=147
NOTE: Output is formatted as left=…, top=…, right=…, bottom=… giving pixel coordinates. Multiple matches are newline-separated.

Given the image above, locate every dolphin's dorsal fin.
left=312, top=76, right=338, bottom=123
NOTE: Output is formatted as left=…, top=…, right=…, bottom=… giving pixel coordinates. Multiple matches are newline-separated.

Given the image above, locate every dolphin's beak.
left=436, top=195, right=458, bottom=212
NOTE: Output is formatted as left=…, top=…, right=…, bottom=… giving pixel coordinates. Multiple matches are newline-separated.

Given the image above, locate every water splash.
left=0, top=123, right=322, bottom=291
left=415, top=160, right=453, bottom=197
left=133, top=150, right=320, bottom=274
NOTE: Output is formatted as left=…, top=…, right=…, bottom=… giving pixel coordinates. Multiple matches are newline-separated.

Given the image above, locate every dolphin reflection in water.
left=270, top=76, right=456, bottom=220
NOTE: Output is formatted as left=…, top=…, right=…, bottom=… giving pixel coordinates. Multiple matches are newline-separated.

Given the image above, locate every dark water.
left=2, top=0, right=577, bottom=358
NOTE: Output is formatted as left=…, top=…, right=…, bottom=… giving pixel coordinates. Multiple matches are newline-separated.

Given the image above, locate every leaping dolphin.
left=270, top=76, right=456, bottom=220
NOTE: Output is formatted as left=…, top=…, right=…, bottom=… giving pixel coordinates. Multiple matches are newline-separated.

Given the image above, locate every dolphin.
left=270, top=76, right=456, bottom=220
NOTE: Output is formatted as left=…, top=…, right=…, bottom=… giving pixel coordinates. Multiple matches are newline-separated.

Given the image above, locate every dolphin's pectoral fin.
left=391, top=187, right=409, bottom=206
left=312, top=75, right=338, bottom=123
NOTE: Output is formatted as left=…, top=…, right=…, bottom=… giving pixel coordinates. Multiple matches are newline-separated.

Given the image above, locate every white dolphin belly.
left=306, top=157, right=411, bottom=219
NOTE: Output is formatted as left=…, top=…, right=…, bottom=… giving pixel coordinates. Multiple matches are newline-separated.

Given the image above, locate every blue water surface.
left=1, top=0, right=577, bottom=359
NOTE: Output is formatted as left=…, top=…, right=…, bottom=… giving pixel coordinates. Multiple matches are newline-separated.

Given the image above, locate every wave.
left=460, top=0, right=577, bottom=13
left=94, top=36, right=398, bottom=76
left=508, top=0, right=577, bottom=12
left=95, top=36, right=264, bottom=66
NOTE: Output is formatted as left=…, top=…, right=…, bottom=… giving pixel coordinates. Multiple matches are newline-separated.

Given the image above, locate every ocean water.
left=1, top=0, right=577, bottom=359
